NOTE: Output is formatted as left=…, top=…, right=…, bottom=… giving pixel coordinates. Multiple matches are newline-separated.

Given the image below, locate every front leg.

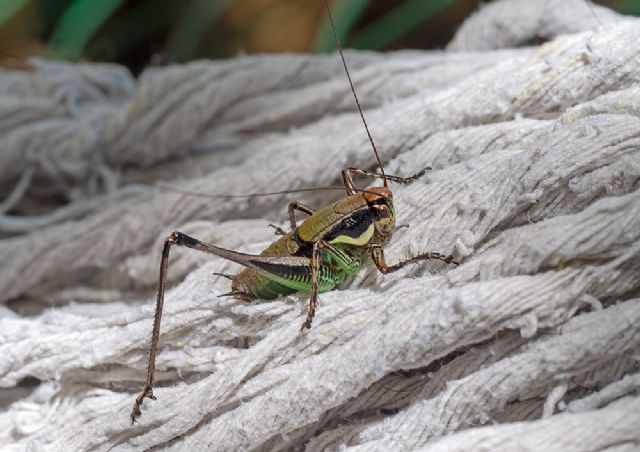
left=342, top=167, right=431, bottom=194
left=370, top=244, right=458, bottom=274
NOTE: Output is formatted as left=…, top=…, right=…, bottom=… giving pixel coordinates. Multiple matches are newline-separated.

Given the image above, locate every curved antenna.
left=155, top=182, right=385, bottom=199
left=323, top=0, right=388, bottom=187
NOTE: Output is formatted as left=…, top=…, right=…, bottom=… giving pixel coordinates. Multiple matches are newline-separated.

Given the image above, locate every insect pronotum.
left=130, top=0, right=458, bottom=423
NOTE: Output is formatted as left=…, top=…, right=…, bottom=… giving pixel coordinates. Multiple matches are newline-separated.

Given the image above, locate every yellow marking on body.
left=329, top=224, right=374, bottom=246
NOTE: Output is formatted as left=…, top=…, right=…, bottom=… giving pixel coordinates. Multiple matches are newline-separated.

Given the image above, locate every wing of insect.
left=130, top=0, right=458, bottom=424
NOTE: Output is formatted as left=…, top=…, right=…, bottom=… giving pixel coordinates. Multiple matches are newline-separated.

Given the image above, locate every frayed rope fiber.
left=1, top=0, right=640, bottom=450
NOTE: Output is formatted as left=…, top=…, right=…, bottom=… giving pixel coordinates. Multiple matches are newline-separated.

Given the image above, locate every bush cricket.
left=131, top=0, right=458, bottom=424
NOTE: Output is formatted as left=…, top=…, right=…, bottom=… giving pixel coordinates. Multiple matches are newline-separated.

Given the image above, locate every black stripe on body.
left=291, top=231, right=313, bottom=258
left=323, top=208, right=372, bottom=243
left=249, top=258, right=338, bottom=286
left=249, top=259, right=311, bottom=279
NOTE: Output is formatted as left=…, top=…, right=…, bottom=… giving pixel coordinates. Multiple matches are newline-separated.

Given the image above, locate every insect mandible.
left=130, top=0, right=458, bottom=424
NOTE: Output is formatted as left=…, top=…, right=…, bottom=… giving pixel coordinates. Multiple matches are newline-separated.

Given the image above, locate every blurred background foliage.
left=0, top=0, right=638, bottom=73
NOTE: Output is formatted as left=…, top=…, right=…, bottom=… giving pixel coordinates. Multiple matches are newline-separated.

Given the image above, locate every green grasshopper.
left=131, top=1, right=457, bottom=424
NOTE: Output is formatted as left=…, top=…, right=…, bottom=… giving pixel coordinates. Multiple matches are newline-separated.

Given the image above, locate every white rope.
left=0, top=1, right=639, bottom=450
left=447, top=0, right=626, bottom=51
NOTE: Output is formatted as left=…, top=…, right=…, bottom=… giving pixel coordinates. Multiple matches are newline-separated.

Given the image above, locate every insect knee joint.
left=169, top=231, right=198, bottom=247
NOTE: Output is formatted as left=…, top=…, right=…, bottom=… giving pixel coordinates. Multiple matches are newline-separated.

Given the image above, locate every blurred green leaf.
left=38, top=0, right=75, bottom=31
left=348, top=0, right=457, bottom=50
left=165, top=0, right=232, bottom=63
left=86, top=0, right=180, bottom=61
left=614, top=0, right=640, bottom=14
left=314, top=0, right=370, bottom=53
left=0, top=0, right=28, bottom=26
left=48, top=0, right=123, bottom=60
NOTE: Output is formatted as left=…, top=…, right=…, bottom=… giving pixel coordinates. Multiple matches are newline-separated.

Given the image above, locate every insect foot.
left=299, top=319, right=313, bottom=333
left=395, top=166, right=432, bottom=184
left=268, top=223, right=287, bottom=236
left=299, top=294, right=318, bottom=333
left=422, top=251, right=458, bottom=266
left=131, top=385, right=156, bottom=424
left=434, top=252, right=459, bottom=266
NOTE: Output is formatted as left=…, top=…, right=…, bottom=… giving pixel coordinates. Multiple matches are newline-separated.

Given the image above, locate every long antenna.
left=155, top=182, right=386, bottom=199
left=323, top=0, right=388, bottom=187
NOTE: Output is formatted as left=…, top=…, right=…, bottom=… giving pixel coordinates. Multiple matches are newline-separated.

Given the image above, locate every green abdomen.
left=231, top=233, right=360, bottom=300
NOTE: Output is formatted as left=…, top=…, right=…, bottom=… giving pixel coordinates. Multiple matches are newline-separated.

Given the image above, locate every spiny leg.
left=299, top=242, right=361, bottom=331
left=287, top=201, right=314, bottom=230
left=297, top=240, right=359, bottom=331
left=269, top=201, right=315, bottom=235
left=370, top=244, right=458, bottom=275
left=300, top=241, right=326, bottom=332
left=342, top=166, right=431, bottom=194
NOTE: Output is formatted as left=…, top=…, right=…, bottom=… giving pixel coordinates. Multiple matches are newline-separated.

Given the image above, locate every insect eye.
left=373, top=204, right=395, bottom=235
left=375, top=205, right=390, bottom=218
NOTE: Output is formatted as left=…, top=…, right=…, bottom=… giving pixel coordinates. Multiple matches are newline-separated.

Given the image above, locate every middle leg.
left=270, top=201, right=316, bottom=235
left=300, top=241, right=362, bottom=331
left=288, top=201, right=315, bottom=230
left=300, top=240, right=325, bottom=332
